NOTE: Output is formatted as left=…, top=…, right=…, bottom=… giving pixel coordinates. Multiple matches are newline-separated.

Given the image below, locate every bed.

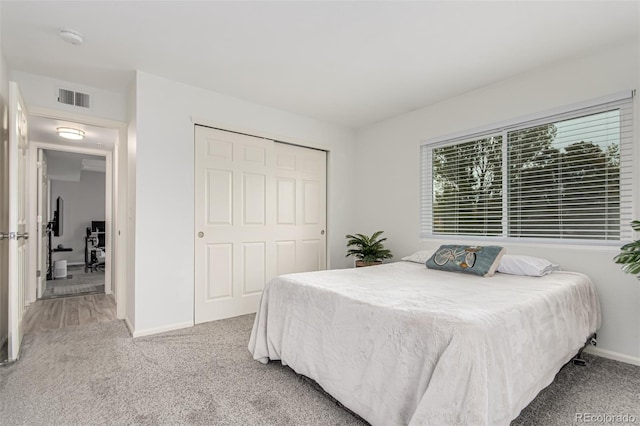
left=248, top=261, right=601, bottom=426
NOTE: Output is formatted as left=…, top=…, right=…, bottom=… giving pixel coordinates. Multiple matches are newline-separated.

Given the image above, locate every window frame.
left=420, top=91, right=635, bottom=246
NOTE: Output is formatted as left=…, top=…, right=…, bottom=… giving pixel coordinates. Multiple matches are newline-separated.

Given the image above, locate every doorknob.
left=197, top=231, right=204, bottom=238
left=0, top=232, right=9, bottom=240
left=16, top=232, right=29, bottom=240
left=320, top=230, right=325, bottom=235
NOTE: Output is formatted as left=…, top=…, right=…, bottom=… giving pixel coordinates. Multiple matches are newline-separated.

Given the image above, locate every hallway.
left=23, top=293, right=116, bottom=334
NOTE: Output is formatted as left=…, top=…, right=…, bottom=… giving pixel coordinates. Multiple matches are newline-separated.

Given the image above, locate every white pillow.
left=401, top=250, right=433, bottom=264
left=497, top=255, right=560, bottom=277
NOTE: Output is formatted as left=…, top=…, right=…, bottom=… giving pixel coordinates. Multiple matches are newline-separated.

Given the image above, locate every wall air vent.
left=57, top=88, right=91, bottom=108
left=75, top=92, right=90, bottom=108
left=58, top=88, right=74, bottom=105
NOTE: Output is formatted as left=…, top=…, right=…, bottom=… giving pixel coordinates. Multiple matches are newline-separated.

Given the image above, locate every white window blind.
left=421, top=94, right=634, bottom=243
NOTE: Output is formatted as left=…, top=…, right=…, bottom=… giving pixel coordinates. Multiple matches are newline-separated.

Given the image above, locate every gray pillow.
left=426, top=245, right=505, bottom=277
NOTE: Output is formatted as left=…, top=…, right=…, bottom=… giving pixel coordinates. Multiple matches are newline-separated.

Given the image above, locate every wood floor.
left=23, top=293, right=117, bottom=334
left=42, top=267, right=105, bottom=299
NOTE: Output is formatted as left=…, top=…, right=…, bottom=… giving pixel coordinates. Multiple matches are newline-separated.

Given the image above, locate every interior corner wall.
left=133, top=71, right=357, bottom=335
left=50, top=171, right=106, bottom=264
left=125, top=79, right=137, bottom=331
left=0, top=20, right=10, bottom=347
left=354, top=41, right=640, bottom=360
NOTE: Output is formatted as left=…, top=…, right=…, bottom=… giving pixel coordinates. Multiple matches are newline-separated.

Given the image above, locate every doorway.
left=22, top=146, right=117, bottom=333
left=40, top=149, right=107, bottom=299
left=1, top=83, right=127, bottom=363
left=23, top=114, right=122, bottom=335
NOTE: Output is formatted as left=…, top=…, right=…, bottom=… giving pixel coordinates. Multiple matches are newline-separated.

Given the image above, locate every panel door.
left=7, top=82, right=29, bottom=361
left=195, top=126, right=276, bottom=323
left=194, top=126, right=327, bottom=324
left=273, top=143, right=326, bottom=275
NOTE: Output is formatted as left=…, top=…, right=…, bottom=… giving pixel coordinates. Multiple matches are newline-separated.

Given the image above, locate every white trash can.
left=54, top=260, right=68, bottom=279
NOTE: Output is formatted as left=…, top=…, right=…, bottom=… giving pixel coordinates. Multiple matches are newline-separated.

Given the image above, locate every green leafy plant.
left=614, top=220, right=640, bottom=279
left=346, top=231, right=393, bottom=264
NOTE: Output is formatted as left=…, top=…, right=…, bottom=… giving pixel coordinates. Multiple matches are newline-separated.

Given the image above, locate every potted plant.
left=346, top=231, right=393, bottom=267
left=614, top=220, right=640, bottom=279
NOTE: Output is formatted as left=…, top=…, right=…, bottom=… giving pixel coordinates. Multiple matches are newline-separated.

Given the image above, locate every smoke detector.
left=59, top=29, right=84, bottom=46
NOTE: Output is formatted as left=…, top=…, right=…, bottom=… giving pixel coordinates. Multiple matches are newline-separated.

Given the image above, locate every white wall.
left=10, top=71, right=127, bottom=123
left=50, top=171, right=106, bottom=264
left=355, top=42, right=640, bottom=361
left=133, top=71, right=357, bottom=335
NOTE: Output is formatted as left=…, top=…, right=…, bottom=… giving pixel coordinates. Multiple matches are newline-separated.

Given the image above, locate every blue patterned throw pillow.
left=426, top=245, right=505, bottom=277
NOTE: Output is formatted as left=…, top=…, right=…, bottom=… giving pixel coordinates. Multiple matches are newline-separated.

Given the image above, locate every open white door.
left=6, top=82, right=30, bottom=362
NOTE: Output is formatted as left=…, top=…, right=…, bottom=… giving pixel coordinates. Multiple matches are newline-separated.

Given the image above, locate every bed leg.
left=572, top=333, right=597, bottom=366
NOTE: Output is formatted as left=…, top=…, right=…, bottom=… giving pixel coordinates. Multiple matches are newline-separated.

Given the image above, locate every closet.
left=194, top=126, right=327, bottom=323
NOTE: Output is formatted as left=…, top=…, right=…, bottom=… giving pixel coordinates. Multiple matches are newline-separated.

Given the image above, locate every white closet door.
left=273, top=143, right=326, bottom=275
left=194, top=126, right=327, bottom=323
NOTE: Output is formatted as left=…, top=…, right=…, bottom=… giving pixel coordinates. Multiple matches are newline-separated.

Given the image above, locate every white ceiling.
left=2, top=1, right=638, bottom=128
left=29, top=115, right=118, bottom=150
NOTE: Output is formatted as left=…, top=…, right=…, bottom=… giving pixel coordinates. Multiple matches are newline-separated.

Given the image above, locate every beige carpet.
left=1, top=315, right=638, bottom=425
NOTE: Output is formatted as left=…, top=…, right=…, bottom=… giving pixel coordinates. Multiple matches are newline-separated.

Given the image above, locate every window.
left=421, top=94, right=634, bottom=243
left=431, top=135, right=503, bottom=236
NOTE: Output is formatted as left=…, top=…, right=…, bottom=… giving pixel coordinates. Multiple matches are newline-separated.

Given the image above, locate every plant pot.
left=355, top=260, right=383, bottom=268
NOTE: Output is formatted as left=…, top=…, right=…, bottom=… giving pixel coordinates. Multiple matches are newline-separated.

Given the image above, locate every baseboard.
left=585, top=346, right=640, bottom=366
left=132, top=321, right=194, bottom=338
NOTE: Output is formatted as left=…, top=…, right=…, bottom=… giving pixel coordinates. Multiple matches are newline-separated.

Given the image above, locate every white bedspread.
left=248, top=262, right=601, bottom=426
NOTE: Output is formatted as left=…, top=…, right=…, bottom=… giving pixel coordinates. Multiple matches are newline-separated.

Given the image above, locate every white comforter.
left=248, top=262, right=601, bottom=426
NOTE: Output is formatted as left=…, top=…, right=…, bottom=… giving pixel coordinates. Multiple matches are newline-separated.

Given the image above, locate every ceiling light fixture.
left=57, top=127, right=85, bottom=140
left=59, top=28, right=84, bottom=46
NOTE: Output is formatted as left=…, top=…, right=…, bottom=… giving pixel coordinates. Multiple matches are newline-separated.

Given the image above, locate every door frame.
left=29, top=144, right=111, bottom=295
left=26, top=107, right=127, bottom=319
left=35, top=148, right=47, bottom=299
